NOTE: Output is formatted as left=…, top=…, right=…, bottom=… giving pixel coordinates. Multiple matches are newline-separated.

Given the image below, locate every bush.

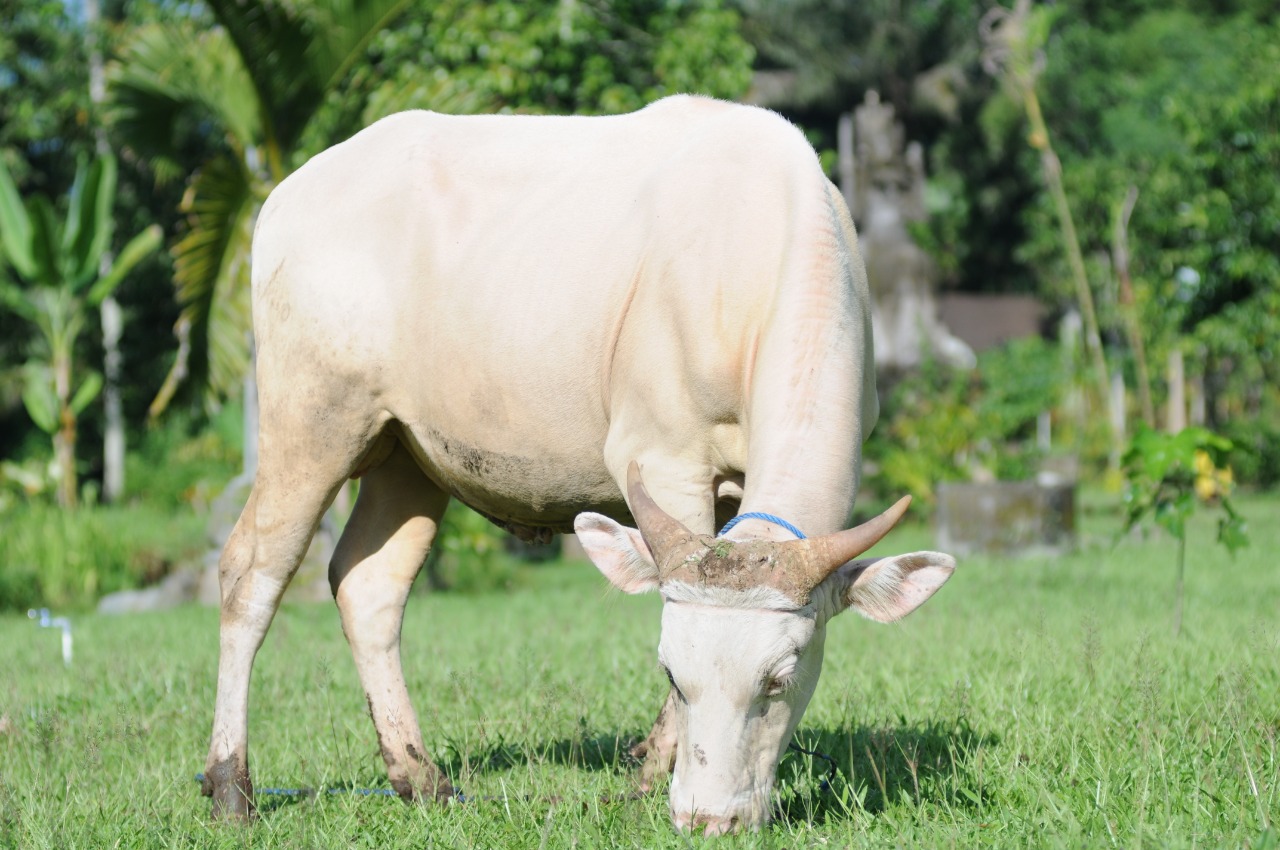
left=125, top=405, right=241, bottom=510
left=0, top=503, right=204, bottom=612
left=1219, top=419, right=1280, bottom=490
left=422, top=502, right=526, bottom=594
left=866, top=337, right=1069, bottom=508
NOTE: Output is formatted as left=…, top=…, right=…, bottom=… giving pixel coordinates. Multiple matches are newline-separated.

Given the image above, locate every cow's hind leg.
left=329, top=441, right=454, bottom=802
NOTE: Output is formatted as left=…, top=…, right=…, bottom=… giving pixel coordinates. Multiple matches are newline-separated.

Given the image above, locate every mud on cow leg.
left=631, top=687, right=679, bottom=793
left=201, top=751, right=254, bottom=820
left=371, top=705, right=454, bottom=803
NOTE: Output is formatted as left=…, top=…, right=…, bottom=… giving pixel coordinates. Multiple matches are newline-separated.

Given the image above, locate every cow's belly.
left=394, top=415, right=627, bottom=532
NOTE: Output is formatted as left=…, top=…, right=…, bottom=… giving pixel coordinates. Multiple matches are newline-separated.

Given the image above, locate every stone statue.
left=841, top=91, right=975, bottom=372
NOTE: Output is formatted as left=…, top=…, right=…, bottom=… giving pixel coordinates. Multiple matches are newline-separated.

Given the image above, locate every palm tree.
left=107, top=0, right=407, bottom=464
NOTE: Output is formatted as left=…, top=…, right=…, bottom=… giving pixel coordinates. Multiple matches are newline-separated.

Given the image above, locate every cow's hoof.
left=205, top=757, right=255, bottom=822
left=211, top=786, right=256, bottom=823
left=392, top=771, right=455, bottom=804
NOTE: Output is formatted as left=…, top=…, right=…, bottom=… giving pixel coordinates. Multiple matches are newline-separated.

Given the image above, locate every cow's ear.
left=827, top=551, right=955, bottom=623
left=574, top=513, right=660, bottom=594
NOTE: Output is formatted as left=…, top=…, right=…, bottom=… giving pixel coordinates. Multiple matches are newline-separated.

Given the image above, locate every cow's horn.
left=626, top=462, right=704, bottom=575
left=790, top=495, right=913, bottom=590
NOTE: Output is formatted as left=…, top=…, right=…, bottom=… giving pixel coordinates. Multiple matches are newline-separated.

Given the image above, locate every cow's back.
left=251, top=97, right=843, bottom=527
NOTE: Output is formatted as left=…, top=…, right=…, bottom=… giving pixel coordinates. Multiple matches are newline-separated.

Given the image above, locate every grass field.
left=1, top=494, right=1277, bottom=848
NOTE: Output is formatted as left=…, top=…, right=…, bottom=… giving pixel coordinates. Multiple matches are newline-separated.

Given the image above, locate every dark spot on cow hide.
left=693, top=743, right=708, bottom=767
left=428, top=427, right=525, bottom=480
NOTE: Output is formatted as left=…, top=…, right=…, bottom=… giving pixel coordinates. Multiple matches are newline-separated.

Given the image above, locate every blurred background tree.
left=0, top=153, right=160, bottom=507
left=0, top=0, right=1275, bottom=610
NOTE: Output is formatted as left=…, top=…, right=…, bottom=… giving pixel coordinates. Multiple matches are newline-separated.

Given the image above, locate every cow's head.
left=574, top=463, right=954, bottom=835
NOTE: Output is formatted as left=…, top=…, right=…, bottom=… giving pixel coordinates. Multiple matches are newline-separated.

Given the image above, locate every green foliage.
left=1219, top=419, right=1280, bottom=491
left=0, top=455, right=55, bottom=511
left=0, top=1, right=90, bottom=188
left=1026, top=9, right=1280, bottom=411
left=426, top=503, right=525, bottom=594
left=740, top=0, right=981, bottom=112
left=109, top=0, right=408, bottom=413
left=868, top=337, right=1065, bottom=505
left=1121, top=424, right=1249, bottom=636
left=0, top=501, right=204, bottom=611
left=0, top=151, right=161, bottom=506
left=1122, top=425, right=1247, bottom=553
left=352, top=0, right=754, bottom=124
left=123, top=404, right=242, bottom=510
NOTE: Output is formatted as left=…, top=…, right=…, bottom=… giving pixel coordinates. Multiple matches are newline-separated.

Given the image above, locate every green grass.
left=1, top=494, right=1277, bottom=848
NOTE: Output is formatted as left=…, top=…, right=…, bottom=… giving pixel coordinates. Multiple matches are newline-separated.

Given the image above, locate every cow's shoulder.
left=641, top=95, right=815, bottom=160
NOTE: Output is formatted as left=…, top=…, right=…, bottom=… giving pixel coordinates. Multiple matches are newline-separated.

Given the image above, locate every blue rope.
left=718, top=512, right=807, bottom=539
left=194, top=773, right=397, bottom=798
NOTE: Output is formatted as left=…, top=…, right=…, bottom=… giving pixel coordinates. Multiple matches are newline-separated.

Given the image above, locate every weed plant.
left=0, top=495, right=1276, bottom=848
left=0, top=503, right=204, bottom=612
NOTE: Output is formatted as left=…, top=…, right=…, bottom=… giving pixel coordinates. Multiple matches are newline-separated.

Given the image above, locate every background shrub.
left=0, top=502, right=204, bottom=611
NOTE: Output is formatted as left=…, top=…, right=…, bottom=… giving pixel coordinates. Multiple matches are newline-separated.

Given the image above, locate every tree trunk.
left=102, top=296, right=124, bottom=500
left=1113, top=186, right=1154, bottom=428
left=1167, top=349, right=1186, bottom=433
left=87, top=0, right=125, bottom=502
left=1023, top=89, right=1120, bottom=467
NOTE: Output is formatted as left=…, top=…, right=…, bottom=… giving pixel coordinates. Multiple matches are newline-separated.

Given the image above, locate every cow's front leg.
left=330, top=444, right=454, bottom=802
left=204, top=475, right=335, bottom=821
left=631, top=688, right=679, bottom=792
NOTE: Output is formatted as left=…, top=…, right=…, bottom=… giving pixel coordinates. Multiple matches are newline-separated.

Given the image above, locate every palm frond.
left=26, top=196, right=61, bottom=287
left=204, top=0, right=408, bottom=157
left=363, top=67, right=502, bottom=125
left=307, top=0, right=412, bottom=93
left=87, top=224, right=163, bottom=306
left=107, top=23, right=263, bottom=181
left=152, top=154, right=259, bottom=415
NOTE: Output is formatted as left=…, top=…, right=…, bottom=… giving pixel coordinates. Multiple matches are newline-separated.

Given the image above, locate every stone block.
left=935, top=480, right=1075, bottom=557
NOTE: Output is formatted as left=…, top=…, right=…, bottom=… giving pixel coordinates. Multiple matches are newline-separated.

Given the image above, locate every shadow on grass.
left=436, top=715, right=997, bottom=825
left=440, top=730, right=644, bottom=782
left=775, top=716, right=998, bottom=825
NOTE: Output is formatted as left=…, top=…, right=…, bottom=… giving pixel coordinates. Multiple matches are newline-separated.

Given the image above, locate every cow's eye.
left=662, top=665, right=687, bottom=703
left=762, top=676, right=790, bottom=697
left=762, top=664, right=796, bottom=697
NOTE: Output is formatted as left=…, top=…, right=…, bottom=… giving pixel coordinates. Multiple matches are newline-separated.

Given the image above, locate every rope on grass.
left=785, top=742, right=839, bottom=793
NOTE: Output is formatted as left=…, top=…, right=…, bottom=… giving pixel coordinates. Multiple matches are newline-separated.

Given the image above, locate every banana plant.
left=0, top=153, right=161, bottom=508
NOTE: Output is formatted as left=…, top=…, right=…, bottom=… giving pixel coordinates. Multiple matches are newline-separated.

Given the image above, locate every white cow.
left=202, top=95, right=956, bottom=835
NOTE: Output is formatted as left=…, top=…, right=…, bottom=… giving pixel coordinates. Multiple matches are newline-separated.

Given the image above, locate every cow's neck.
left=739, top=187, right=875, bottom=538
